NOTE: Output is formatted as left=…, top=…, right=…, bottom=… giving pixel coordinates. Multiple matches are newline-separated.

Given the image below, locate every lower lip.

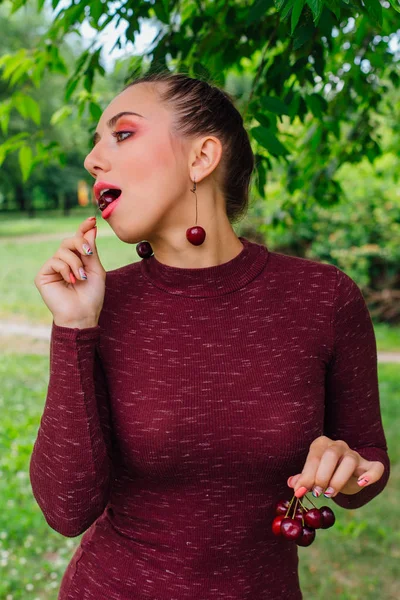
left=100, top=195, right=122, bottom=219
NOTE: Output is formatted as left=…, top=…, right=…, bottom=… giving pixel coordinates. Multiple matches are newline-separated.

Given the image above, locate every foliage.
left=0, top=0, right=398, bottom=203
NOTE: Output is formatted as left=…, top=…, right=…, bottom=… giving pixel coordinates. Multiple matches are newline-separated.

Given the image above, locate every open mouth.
left=98, top=189, right=122, bottom=212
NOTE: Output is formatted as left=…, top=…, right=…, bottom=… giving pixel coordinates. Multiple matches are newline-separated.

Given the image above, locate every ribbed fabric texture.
left=29, top=236, right=390, bottom=600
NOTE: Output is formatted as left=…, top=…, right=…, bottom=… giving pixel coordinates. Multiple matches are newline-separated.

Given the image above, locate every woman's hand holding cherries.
left=287, top=435, right=385, bottom=499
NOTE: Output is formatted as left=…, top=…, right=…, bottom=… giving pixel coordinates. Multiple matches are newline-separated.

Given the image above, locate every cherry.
left=320, top=506, right=336, bottom=529
left=136, top=241, right=153, bottom=258
left=186, top=226, right=206, bottom=245
left=295, top=525, right=316, bottom=547
left=272, top=515, right=284, bottom=536
left=280, top=518, right=303, bottom=541
left=293, top=508, right=304, bottom=522
left=275, top=499, right=291, bottom=516
left=304, top=508, right=323, bottom=529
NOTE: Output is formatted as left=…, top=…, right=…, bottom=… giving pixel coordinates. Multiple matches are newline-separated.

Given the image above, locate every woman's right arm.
left=30, top=217, right=114, bottom=537
left=29, top=321, right=115, bottom=537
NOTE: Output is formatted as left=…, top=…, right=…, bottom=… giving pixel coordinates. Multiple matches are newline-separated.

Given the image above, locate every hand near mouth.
left=34, top=217, right=107, bottom=329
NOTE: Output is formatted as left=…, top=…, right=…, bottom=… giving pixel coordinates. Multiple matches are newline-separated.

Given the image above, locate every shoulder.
left=267, top=249, right=337, bottom=281
left=268, top=250, right=364, bottom=305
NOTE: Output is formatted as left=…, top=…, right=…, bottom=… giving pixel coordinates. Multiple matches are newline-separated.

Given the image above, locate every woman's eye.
left=112, top=131, right=134, bottom=142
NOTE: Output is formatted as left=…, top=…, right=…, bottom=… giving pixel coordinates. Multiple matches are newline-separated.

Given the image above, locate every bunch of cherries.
left=272, top=491, right=336, bottom=546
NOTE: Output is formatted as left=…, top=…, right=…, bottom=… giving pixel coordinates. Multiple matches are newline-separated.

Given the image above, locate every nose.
left=84, top=143, right=112, bottom=177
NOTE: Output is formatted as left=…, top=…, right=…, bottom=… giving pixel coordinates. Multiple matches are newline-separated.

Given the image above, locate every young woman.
left=32, top=72, right=390, bottom=600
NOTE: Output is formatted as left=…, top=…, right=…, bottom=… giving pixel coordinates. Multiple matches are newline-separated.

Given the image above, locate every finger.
left=287, top=474, right=301, bottom=488
left=76, top=216, right=97, bottom=237
left=356, top=461, right=385, bottom=488
left=310, top=442, right=349, bottom=497
left=59, top=229, right=98, bottom=270
left=316, top=453, right=358, bottom=498
left=54, top=247, right=87, bottom=281
left=40, top=257, right=77, bottom=285
left=293, top=446, right=323, bottom=497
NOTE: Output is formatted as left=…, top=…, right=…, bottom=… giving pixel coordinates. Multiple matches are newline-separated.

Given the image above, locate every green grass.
left=0, top=211, right=399, bottom=351
left=0, top=354, right=398, bottom=599
left=0, top=217, right=140, bottom=323
left=0, top=208, right=99, bottom=237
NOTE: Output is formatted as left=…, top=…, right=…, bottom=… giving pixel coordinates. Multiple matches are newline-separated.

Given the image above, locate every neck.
left=146, top=212, right=244, bottom=270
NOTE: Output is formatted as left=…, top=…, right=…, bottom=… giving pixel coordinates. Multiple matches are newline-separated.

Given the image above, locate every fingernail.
left=287, top=476, right=294, bottom=486
left=312, top=486, right=323, bottom=498
left=79, top=267, right=87, bottom=280
left=69, top=272, right=76, bottom=284
left=88, top=216, right=96, bottom=221
left=323, top=487, right=335, bottom=497
left=294, top=486, right=309, bottom=498
left=82, top=244, right=93, bottom=255
left=357, top=478, right=369, bottom=487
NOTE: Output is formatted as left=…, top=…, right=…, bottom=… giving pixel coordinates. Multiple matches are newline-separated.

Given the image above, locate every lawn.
left=0, top=210, right=399, bottom=352
left=0, top=354, right=398, bottom=599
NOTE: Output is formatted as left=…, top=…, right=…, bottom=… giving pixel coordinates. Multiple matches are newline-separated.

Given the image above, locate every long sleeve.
left=324, top=267, right=391, bottom=509
left=29, top=321, right=115, bottom=537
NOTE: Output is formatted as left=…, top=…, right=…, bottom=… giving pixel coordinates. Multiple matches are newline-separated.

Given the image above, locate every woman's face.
left=84, top=83, right=191, bottom=244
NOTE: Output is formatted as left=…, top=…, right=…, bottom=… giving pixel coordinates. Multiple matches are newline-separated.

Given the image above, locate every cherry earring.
left=186, top=177, right=206, bottom=246
left=136, top=240, right=153, bottom=259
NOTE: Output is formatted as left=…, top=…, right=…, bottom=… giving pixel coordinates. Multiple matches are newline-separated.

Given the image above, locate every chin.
left=111, top=222, right=153, bottom=246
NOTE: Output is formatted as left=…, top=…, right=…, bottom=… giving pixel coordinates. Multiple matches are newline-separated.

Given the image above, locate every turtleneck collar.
left=139, top=236, right=269, bottom=298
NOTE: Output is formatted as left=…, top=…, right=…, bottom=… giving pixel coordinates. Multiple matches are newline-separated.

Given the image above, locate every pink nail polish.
left=357, top=478, right=369, bottom=486
left=294, top=486, right=309, bottom=498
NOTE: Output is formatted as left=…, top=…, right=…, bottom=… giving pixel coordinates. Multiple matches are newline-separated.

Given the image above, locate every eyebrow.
left=92, top=111, right=145, bottom=146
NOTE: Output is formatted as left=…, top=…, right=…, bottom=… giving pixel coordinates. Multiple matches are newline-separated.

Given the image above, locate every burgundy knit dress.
left=29, top=236, right=390, bottom=599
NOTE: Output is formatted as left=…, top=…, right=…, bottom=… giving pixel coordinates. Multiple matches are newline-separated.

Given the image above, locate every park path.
left=0, top=318, right=400, bottom=360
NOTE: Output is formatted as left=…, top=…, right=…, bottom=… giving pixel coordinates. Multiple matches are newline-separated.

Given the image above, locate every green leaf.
left=388, top=0, right=400, bottom=13
left=255, top=157, right=267, bottom=196
left=65, top=78, right=79, bottom=101
left=291, top=0, right=305, bottom=34
left=251, top=126, right=290, bottom=157
left=254, top=112, right=272, bottom=128
left=153, top=0, right=170, bottom=24
left=2, top=53, right=26, bottom=82
left=19, top=145, right=33, bottom=182
left=50, top=106, right=73, bottom=126
left=260, top=96, right=290, bottom=115
left=324, top=0, right=342, bottom=19
left=306, top=93, right=328, bottom=119
left=246, top=0, right=275, bottom=26
left=89, top=1, right=104, bottom=23
left=292, top=22, right=315, bottom=50
left=89, top=102, right=102, bottom=120
left=305, top=0, right=323, bottom=23
left=0, top=99, right=12, bottom=136
left=281, top=0, right=296, bottom=20
left=13, top=94, right=41, bottom=126
left=363, top=0, right=383, bottom=26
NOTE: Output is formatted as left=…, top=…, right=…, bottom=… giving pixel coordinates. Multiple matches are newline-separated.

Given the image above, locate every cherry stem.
left=284, top=495, right=297, bottom=518
left=303, top=493, right=318, bottom=510
left=293, top=497, right=299, bottom=517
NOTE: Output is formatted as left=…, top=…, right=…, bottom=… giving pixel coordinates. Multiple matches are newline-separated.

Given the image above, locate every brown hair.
left=122, top=71, right=254, bottom=225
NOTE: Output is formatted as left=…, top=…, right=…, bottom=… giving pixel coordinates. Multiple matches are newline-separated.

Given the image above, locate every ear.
left=189, top=135, right=223, bottom=183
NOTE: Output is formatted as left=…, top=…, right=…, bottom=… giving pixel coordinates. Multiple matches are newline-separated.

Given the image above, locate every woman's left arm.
left=288, top=267, right=391, bottom=510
